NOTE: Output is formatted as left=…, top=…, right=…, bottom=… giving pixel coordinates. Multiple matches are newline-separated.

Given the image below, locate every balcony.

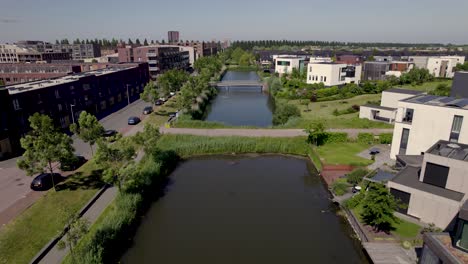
left=148, top=60, right=158, bottom=64
left=146, top=53, right=157, bottom=57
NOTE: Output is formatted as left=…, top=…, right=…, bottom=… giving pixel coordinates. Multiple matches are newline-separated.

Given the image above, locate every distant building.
left=176, top=41, right=218, bottom=59
left=118, top=45, right=189, bottom=78
left=273, top=55, right=306, bottom=75
left=363, top=62, right=391, bottom=81
left=1, top=44, right=69, bottom=63
left=16, top=41, right=101, bottom=61
left=451, top=71, right=468, bottom=98
left=359, top=88, right=423, bottom=123
left=0, top=63, right=149, bottom=157
left=306, top=58, right=361, bottom=86
left=336, top=55, right=363, bottom=65
left=168, top=31, right=180, bottom=43
left=408, top=56, right=465, bottom=78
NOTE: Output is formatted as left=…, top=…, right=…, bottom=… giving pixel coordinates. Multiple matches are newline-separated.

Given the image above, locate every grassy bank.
left=395, top=79, right=452, bottom=92
left=316, top=142, right=374, bottom=166
left=0, top=161, right=104, bottom=264
left=156, top=134, right=310, bottom=158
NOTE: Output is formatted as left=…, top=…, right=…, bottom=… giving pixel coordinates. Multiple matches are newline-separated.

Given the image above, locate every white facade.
left=306, top=62, right=361, bottom=86
left=390, top=95, right=468, bottom=159
left=0, top=44, right=23, bottom=63
left=408, top=56, right=465, bottom=78
left=273, top=55, right=306, bottom=75
left=309, top=57, right=332, bottom=63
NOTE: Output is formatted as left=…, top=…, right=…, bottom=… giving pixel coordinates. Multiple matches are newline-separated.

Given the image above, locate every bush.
left=272, top=103, right=301, bottom=125
left=357, top=133, right=375, bottom=144
left=379, top=133, right=393, bottom=144
left=344, top=192, right=365, bottom=209
left=332, top=181, right=348, bottom=196
left=346, top=168, right=368, bottom=185
left=323, top=132, right=348, bottom=144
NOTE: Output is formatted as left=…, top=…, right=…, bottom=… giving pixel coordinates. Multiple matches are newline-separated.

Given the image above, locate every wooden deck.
left=363, top=242, right=415, bottom=264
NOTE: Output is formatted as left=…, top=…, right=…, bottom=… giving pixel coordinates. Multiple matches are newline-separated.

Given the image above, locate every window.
left=13, top=99, right=20, bottom=110
left=309, top=75, right=311, bottom=81
left=450, top=115, right=463, bottom=142
left=324, top=76, right=327, bottom=82
left=390, top=188, right=410, bottom=214
left=423, top=162, right=449, bottom=188
left=320, top=76, right=323, bottom=82
left=399, top=128, right=410, bottom=155
left=58, top=104, right=62, bottom=111
left=55, top=89, right=60, bottom=98
left=403, top=108, right=414, bottom=123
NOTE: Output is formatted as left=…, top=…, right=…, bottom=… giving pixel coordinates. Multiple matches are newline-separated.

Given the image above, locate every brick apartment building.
left=0, top=62, right=149, bottom=158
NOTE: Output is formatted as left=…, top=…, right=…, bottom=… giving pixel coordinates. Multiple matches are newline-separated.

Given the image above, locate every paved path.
left=38, top=187, right=118, bottom=264
left=160, top=127, right=393, bottom=138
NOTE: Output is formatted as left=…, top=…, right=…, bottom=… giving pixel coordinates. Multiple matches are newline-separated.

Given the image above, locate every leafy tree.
left=133, top=124, right=160, bottom=153
left=361, top=183, right=400, bottom=232
left=157, top=69, right=189, bottom=96
left=161, top=39, right=165, bottom=44
left=0, top=79, right=4, bottom=86
left=70, top=111, right=105, bottom=155
left=455, top=62, right=468, bottom=71
left=55, top=40, right=60, bottom=44
left=305, top=120, right=327, bottom=146
left=57, top=214, right=89, bottom=264
left=239, top=53, right=254, bottom=66
left=94, top=140, right=135, bottom=192
left=346, top=168, right=368, bottom=185
left=17, top=113, right=74, bottom=191
left=140, top=81, right=160, bottom=106
left=150, top=40, right=155, bottom=45
left=231, top=47, right=245, bottom=63
left=272, top=103, right=301, bottom=125
left=127, top=38, right=133, bottom=45
left=143, top=38, right=148, bottom=46
left=429, top=83, right=451, bottom=96
left=135, top=38, right=141, bottom=45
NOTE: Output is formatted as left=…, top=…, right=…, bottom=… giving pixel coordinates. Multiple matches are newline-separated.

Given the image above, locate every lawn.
left=316, top=142, right=373, bottom=166
left=353, top=204, right=421, bottom=240
left=395, top=79, right=452, bottom=93
left=282, top=94, right=394, bottom=129
left=145, top=96, right=179, bottom=127
left=0, top=161, right=104, bottom=264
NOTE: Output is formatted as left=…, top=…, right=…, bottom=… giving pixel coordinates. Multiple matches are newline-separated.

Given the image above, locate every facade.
left=420, top=233, right=468, bottom=264
left=363, top=62, right=391, bottom=81
left=168, top=31, right=180, bottom=43
left=336, top=55, right=363, bottom=65
left=273, top=55, right=306, bottom=75
left=118, top=45, right=189, bottom=79
left=390, top=94, right=468, bottom=159
left=176, top=41, right=218, bottom=59
left=408, top=56, right=465, bottom=78
left=0, top=44, right=23, bottom=63
left=1, top=43, right=71, bottom=63
left=52, top=44, right=101, bottom=60
left=0, top=63, right=149, bottom=157
left=359, top=88, right=423, bottom=123
left=388, top=140, right=468, bottom=229
left=0, top=88, right=14, bottom=159
left=451, top=71, right=468, bottom=98
left=306, top=61, right=361, bottom=86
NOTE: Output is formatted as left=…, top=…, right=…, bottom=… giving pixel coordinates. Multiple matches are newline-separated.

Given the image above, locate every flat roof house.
left=390, top=94, right=468, bottom=159
left=306, top=61, right=361, bottom=87
left=273, top=55, right=306, bottom=75
left=359, top=88, right=423, bottom=123
left=408, top=56, right=465, bottom=78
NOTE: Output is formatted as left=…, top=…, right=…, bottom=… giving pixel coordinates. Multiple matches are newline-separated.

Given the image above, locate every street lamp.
left=126, top=84, right=130, bottom=105
left=70, top=104, right=75, bottom=124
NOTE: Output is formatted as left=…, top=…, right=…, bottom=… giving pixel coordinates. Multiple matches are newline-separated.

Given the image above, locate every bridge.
left=210, top=81, right=264, bottom=87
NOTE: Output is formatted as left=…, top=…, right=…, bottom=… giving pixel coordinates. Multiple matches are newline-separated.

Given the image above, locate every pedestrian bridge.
left=210, top=81, right=264, bottom=87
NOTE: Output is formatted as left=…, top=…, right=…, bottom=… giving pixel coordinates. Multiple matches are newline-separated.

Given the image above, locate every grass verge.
left=316, top=142, right=373, bottom=166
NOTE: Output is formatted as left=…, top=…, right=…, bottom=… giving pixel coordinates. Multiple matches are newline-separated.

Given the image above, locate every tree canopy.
left=361, top=183, right=400, bottom=232
left=70, top=111, right=105, bottom=154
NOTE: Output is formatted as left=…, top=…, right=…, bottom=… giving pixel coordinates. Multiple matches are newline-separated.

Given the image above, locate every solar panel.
left=416, top=95, right=438, bottom=103
left=454, top=99, right=468, bottom=108
left=439, top=97, right=456, bottom=103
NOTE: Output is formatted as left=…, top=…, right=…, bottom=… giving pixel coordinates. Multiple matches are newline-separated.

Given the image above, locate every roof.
left=365, top=169, right=397, bottom=183
left=384, top=88, right=424, bottom=95
left=451, top=71, right=468, bottom=99
left=426, top=140, right=468, bottom=162
left=391, top=166, right=464, bottom=201
left=402, top=94, right=468, bottom=110
left=3, top=66, right=137, bottom=95
left=396, top=155, right=423, bottom=167
left=361, top=104, right=397, bottom=111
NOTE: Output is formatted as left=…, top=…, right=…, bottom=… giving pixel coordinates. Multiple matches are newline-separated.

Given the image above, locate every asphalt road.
left=0, top=99, right=149, bottom=216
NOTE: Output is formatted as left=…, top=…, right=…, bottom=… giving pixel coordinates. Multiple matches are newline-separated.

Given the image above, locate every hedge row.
left=357, top=133, right=393, bottom=145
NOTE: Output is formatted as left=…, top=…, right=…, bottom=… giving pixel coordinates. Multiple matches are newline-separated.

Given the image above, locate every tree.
left=429, top=83, right=451, bottom=96
left=157, top=69, right=189, bottom=96
left=135, top=38, right=141, bottom=45
left=128, top=38, right=133, bottom=45
left=272, top=103, right=300, bottom=125
left=55, top=40, right=60, bottom=44
left=57, top=214, right=89, bottom=264
left=17, top=113, right=74, bottom=191
left=361, top=183, right=400, bottom=232
left=0, top=79, right=4, bottom=86
left=143, top=38, right=148, bottom=46
left=140, top=81, right=160, bottom=106
left=305, top=120, right=327, bottom=146
left=94, top=140, right=135, bottom=192
left=69, top=111, right=105, bottom=155
left=133, top=124, right=160, bottom=153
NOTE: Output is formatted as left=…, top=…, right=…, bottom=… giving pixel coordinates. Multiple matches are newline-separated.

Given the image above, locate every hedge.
left=379, top=133, right=393, bottom=144
left=324, top=132, right=348, bottom=144
left=357, top=133, right=375, bottom=144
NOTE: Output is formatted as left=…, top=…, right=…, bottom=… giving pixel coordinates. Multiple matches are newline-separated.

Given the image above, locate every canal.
left=122, top=155, right=367, bottom=264
left=204, top=71, right=274, bottom=127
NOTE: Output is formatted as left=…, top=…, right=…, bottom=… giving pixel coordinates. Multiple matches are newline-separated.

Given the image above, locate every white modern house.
left=306, top=61, right=361, bottom=86
left=359, top=88, right=423, bottom=123
left=0, top=44, right=23, bottom=63
left=273, top=55, right=306, bottom=75
left=390, top=94, right=468, bottom=159
left=408, top=56, right=465, bottom=78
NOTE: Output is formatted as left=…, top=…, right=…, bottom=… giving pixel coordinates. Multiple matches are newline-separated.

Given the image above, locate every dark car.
left=143, top=106, right=153, bottom=115
left=155, top=99, right=163, bottom=106
left=128, top=116, right=141, bottom=125
left=30, top=173, right=62, bottom=191
left=60, top=155, right=87, bottom=171
left=103, top=129, right=117, bottom=137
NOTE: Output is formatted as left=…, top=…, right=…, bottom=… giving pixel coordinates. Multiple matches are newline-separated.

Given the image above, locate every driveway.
left=0, top=99, right=149, bottom=227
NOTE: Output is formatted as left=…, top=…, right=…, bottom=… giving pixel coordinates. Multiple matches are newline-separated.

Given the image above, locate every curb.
left=29, top=184, right=109, bottom=264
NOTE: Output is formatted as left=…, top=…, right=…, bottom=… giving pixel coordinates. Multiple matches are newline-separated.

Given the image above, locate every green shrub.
left=344, top=192, right=365, bottom=209
left=332, top=181, right=348, bottom=196
left=323, top=132, right=348, bottom=144
left=357, top=133, right=375, bottom=144
left=346, top=168, right=368, bottom=185
left=272, top=103, right=301, bottom=125
left=379, top=133, right=393, bottom=144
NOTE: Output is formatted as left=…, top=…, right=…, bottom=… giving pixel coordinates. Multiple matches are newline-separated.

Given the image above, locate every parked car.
left=169, top=92, right=176, bottom=97
left=155, top=99, right=163, bottom=106
left=128, top=116, right=141, bottom=125
left=103, top=129, right=118, bottom=138
left=143, top=106, right=153, bottom=115
left=30, top=173, right=62, bottom=191
left=60, top=155, right=87, bottom=171
left=159, top=97, right=167, bottom=102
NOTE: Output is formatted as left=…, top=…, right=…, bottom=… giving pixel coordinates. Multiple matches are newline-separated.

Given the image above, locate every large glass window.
left=450, top=115, right=463, bottom=142
left=399, top=128, right=410, bottom=155
left=456, top=220, right=468, bottom=251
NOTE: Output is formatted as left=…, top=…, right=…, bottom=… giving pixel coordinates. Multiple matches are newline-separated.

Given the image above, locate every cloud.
left=0, top=18, right=20, bottom=24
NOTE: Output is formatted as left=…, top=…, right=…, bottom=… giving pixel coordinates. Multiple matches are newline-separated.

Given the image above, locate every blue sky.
left=1, top=0, right=468, bottom=43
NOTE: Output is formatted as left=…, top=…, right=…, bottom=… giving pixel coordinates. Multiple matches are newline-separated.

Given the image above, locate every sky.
left=1, top=0, right=468, bottom=44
